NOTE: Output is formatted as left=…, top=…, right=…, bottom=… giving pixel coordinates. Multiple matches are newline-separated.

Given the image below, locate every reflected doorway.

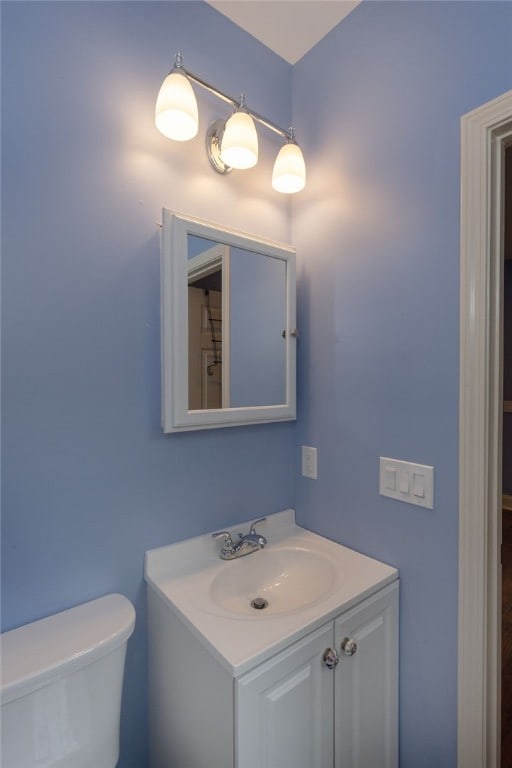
left=188, top=283, right=223, bottom=410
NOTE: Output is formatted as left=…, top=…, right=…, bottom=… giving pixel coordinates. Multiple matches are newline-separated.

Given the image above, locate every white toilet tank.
left=0, top=593, right=135, bottom=768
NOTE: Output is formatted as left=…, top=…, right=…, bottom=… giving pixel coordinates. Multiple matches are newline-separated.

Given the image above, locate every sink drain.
left=250, top=597, right=268, bottom=610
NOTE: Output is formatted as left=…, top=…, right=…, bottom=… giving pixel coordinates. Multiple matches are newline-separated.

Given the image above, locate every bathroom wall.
left=4, top=1, right=512, bottom=766
left=1, top=3, right=294, bottom=765
left=292, top=2, right=512, bottom=766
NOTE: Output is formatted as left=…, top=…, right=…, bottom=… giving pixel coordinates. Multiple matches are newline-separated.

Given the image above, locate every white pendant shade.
left=155, top=71, right=198, bottom=142
left=272, top=141, right=306, bottom=193
left=220, top=111, right=258, bottom=169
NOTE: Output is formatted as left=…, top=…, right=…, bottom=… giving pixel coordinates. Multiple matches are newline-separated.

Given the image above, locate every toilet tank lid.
left=0, top=593, right=135, bottom=705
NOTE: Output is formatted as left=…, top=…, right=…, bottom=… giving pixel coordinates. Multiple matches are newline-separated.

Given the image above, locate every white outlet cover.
left=301, top=446, right=317, bottom=479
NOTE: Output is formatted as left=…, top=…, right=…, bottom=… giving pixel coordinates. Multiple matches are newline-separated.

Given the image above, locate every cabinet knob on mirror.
left=340, top=637, right=358, bottom=656
left=322, top=648, right=339, bottom=670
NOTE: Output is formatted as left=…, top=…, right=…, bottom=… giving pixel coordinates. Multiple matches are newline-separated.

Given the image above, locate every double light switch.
left=379, top=457, right=434, bottom=509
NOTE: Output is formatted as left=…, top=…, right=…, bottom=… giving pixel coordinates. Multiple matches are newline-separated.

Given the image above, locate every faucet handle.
left=249, top=517, right=267, bottom=535
left=212, top=530, right=234, bottom=547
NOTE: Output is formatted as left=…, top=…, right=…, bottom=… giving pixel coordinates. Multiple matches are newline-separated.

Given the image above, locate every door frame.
left=458, top=89, right=512, bottom=768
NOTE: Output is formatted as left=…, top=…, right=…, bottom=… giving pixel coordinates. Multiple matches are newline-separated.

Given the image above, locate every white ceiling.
left=206, top=1, right=360, bottom=65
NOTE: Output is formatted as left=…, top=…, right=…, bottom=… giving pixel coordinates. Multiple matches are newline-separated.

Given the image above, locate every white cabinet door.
left=334, top=583, right=399, bottom=768
left=236, top=622, right=335, bottom=768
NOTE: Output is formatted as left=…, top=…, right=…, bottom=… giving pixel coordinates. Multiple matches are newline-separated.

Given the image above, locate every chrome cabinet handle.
left=340, top=637, right=358, bottom=656
left=322, top=648, right=339, bottom=670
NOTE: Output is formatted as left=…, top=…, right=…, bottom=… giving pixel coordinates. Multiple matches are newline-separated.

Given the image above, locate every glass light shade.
left=220, top=111, right=258, bottom=169
left=272, top=142, right=306, bottom=193
left=155, top=71, right=198, bottom=141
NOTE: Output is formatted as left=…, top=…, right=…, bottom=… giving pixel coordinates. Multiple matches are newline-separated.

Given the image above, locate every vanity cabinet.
left=236, top=621, right=334, bottom=768
left=237, top=583, right=398, bottom=768
left=334, top=584, right=398, bottom=768
left=147, top=581, right=398, bottom=768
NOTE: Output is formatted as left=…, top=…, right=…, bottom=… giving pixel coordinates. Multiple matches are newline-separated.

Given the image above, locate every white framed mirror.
left=161, top=209, right=297, bottom=432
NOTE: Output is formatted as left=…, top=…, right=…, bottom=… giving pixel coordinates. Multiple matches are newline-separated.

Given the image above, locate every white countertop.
left=144, top=509, right=398, bottom=676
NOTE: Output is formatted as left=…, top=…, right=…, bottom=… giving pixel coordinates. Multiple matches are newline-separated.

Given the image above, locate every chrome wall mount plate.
left=206, top=119, right=232, bottom=175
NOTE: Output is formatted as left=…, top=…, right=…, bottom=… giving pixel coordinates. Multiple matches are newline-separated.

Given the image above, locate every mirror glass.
left=161, top=210, right=296, bottom=432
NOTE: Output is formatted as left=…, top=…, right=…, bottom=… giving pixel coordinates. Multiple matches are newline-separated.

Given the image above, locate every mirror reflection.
left=187, top=235, right=287, bottom=411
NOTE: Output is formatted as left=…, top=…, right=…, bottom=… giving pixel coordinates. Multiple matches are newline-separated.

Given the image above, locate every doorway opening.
left=459, top=90, right=512, bottom=768
left=502, top=144, right=512, bottom=767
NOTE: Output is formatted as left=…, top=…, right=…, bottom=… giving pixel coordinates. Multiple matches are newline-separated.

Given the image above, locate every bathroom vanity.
left=145, top=510, right=398, bottom=768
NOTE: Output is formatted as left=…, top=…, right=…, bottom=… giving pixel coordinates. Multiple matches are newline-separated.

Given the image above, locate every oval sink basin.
left=209, top=547, right=337, bottom=617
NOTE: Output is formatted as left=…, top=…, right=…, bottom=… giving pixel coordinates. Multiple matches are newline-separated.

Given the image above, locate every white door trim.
left=458, top=89, right=512, bottom=768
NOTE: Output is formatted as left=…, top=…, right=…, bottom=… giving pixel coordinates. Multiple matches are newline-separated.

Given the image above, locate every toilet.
left=0, top=593, right=135, bottom=768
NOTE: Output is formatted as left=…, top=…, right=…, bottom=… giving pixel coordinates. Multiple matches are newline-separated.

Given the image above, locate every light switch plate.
left=379, top=457, right=434, bottom=509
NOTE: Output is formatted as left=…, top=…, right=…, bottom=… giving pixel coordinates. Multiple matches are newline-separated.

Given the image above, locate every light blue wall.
left=292, top=2, right=512, bottom=766
left=1, top=2, right=293, bottom=766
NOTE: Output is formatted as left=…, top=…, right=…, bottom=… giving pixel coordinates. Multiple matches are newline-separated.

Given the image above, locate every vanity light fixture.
left=155, top=53, right=306, bottom=193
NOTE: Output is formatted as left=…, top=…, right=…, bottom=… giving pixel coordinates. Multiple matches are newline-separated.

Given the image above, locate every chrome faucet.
left=212, top=517, right=267, bottom=560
